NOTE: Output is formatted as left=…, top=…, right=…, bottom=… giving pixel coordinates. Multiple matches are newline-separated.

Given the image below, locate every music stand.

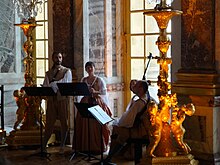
left=87, top=105, right=114, bottom=165
left=22, top=87, right=56, bottom=97
left=57, top=82, right=91, bottom=96
left=22, top=87, right=56, bottom=160
left=57, top=83, right=93, bottom=161
left=74, top=102, right=99, bottom=161
left=74, top=102, right=94, bottom=118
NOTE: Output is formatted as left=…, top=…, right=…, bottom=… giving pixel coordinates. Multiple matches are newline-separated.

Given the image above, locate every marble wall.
left=52, top=0, right=74, bottom=69
left=173, top=0, right=220, bottom=163
left=181, top=0, right=215, bottom=73
left=0, top=1, right=16, bottom=73
left=88, top=0, right=105, bottom=76
left=216, top=0, right=220, bottom=72
left=0, top=1, right=25, bottom=128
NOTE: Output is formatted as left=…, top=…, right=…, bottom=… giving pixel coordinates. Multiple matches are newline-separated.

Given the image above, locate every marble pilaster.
left=0, top=1, right=25, bottom=127
left=171, top=1, right=220, bottom=164
left=52, top=0, right=74, bottom=69
left=172, top=73, right=220, bottom=164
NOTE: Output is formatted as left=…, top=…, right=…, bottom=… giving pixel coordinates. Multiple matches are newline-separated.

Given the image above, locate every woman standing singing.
left=73, top=61, right=112, bottom=154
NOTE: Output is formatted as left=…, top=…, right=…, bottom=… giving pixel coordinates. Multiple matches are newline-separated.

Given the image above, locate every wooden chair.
left=127, top=100, right=151, bottom=164
left=127, top=137, right=149, bottom=164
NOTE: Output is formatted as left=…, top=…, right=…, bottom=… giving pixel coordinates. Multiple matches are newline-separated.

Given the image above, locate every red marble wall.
left=181, top=0, right=216, bottom=73
left=52, top=0, right=74, bottom=69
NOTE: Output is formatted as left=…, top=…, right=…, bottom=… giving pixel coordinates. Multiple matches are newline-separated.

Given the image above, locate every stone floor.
left=0, top=126, right=218, bottom=165
left=0, top=126, right=134, bottom=165
left=1, top=144, right=220, bottom=165
left=0, top=144, right=133, bottom=165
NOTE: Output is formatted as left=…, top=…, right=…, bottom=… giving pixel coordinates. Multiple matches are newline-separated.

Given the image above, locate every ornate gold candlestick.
left=15, top=18, right=40, bottom=87
left=13, top=18, right=42, bottom=130
left=6, top=18, right=43, bottom=147
left=5, top=0, right=47, bottom=147
left=143, top=0, right=197, bottom=161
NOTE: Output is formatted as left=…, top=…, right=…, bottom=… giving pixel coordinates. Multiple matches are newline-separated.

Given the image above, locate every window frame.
left=33, top=0, right=49, bottom=87
left=124, top=0, right=172, bottom=105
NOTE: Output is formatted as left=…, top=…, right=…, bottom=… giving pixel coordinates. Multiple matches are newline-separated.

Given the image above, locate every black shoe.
left=102, top=158, right=116, bottom=165
left=92, top=160, right=116, bottom=165
left=103, top=162, right=116, bottom=165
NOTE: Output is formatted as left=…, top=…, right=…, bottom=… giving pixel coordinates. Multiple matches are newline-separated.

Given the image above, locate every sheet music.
left=88, top=105, right=114, bottom=125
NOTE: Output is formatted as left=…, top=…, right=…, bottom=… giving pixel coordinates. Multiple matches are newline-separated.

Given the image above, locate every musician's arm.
left=42, top=74, right=50, bottom=87
left=98, top=77, right=107, bottom=95
left=91, top=77, right=107, bottom=96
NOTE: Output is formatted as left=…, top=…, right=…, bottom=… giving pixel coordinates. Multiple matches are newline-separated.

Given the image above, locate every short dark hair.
left=85, top=61, right=95, bottom=68
left=52, top=52, right=63, bottom=58
left=140, top=80, right=149, bottom=93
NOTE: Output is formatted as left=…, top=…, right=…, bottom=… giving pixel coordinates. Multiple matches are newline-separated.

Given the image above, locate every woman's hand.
left=90, top=87, right=99, bottom=97
left=89, top=87, right=94, bottom=94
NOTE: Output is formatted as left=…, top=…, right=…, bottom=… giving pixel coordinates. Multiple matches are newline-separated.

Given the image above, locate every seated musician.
left=72, top=61, right=112, bottom=153
left=104, top=80, right=155, bottom=164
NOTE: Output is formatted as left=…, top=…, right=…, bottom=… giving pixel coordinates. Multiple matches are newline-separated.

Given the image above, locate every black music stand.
left=57, top=82, right=91, bottom=96
left=87, top=105, right=114, bottom=165
left=57, top=83, right=92, bottom=161
left=74, top=102, right=98, bottom=161
left=22, top=86, right=56, bottom=160
left=22, top=87, right=56, bottom=97
left=74, top=102, right=94, bottom=119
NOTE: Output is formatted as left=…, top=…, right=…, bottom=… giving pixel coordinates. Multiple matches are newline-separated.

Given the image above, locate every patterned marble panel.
left=73, top=0, right=84, bottom=81
left=53, top=0, right=73, bottom=69
left=185, top=106, right=220, bottom=154
left=0, top=0, right=16, bottom=73
left=215, top=0, right=220, bottom=72
left=89, top=0, right=105, bottom=77
left=0, top=1, right=26, bottom=128
left=184, top=115, right=206, bottom=142
left=181, top=0, right=215, bottom=73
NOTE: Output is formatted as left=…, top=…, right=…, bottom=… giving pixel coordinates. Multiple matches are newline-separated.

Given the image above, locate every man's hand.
left=50, top=81, right=58, bottom=93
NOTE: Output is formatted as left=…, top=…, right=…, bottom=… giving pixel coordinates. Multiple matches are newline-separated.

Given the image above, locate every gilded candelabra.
left=15, top=18, right=39, bottom=87
left=6, top=1, right=44, bottom=147
left=13, top=18, right=42, bottom=131
left=144, top=0, right=195, bottom=158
